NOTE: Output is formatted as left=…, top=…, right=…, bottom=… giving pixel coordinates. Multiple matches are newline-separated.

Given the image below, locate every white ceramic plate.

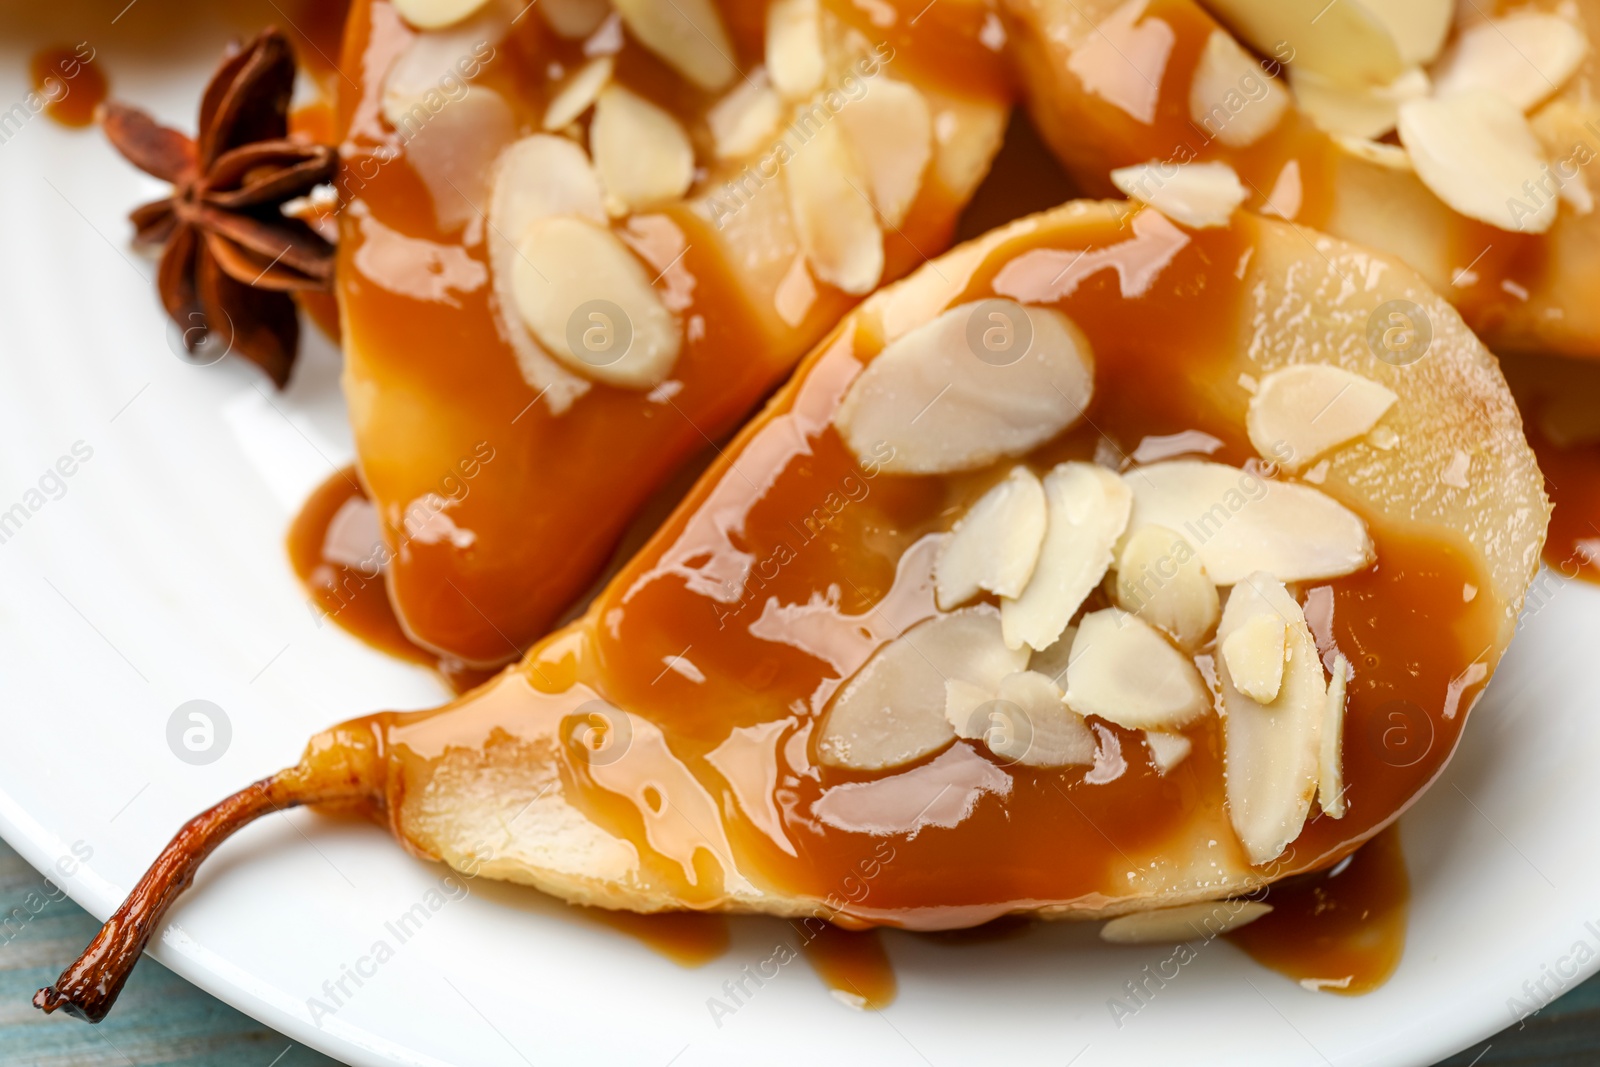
left=5, top=12, right=1600, bottom=1067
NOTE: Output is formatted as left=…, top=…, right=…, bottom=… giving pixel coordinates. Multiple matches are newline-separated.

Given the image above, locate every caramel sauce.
left=583, top=908, right=730, bottom=967
left=334, top=0, right=1012, bottom=667
left=1502, top=353, right=1600, bottom=583
left=585, top=909, right=893, bottom=1007
left=1228, top=824, right=1409, bottom=994
left=29, top=45, right=107, bottom=129
left=795, top=924, right=896, bottom=1009
left=363, top=209, right=1497, bottom=953
left=290, top=100, right=339, bottom=147
left=287, top=465, right=496, bottom=693
left=296, top=290, right=343, bottom=344
left=296, top=0, right=1503, bottom=995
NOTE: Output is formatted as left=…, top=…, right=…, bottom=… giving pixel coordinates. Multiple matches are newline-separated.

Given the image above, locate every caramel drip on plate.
left=1228, top=824, right=1409, bottom=995
left=30, top=45, right=107, bottom=129
left=796, top=925, right=896, bottom=1010
left=584, top=909, right=732, bottom=968
left=287, top=465, right=497, bottom=693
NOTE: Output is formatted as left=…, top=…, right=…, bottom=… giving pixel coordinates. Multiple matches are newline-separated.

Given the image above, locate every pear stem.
left=34, top=751, right=374, bottom=1022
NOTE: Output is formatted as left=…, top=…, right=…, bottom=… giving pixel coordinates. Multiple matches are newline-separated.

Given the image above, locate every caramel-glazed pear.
left=40, top=201, right=1544, bottom=1021
left=1003, top=0, right=1600, bottom=358
left=337, top=0, right=1010, bottom=668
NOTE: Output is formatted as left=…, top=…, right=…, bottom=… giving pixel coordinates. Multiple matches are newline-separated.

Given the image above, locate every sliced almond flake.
left=1319, top=654, right=1351, bottom=818
left=612, top=0, right=736, bottom=91
left=590, top=84, right=695, bottom=213
left=1247, top=364, right=1398, bottom=472
left=1220, top=613, right=1287, bottom=703
left=1027, top=625, right=1076, bottom=687
left=817, top=607, right=1028, bottom=771
left=1363, top=0, right=1452, bottom=67
left=1218, top=573, right=1325, bottom=866
left=1290, top=66, right=1430, bottom=141
left=928, top=94, right=1009, bottom=202
left=1110, top=161, right=1246, bottom=229
left=944, top=678, right=994, bottom=739
left=392, top=0, right=491, bottom=30
left=1100, top=900, right=1272, bottom=943
left=834, top=302, right=1095, bottom=474
left=1189, top=30, right=1289, bottom=149
left=837, top=78, right=934, bottom=228
left=1431, top=14, right=1589, bottom=114
left=487, top=135, right=604, bottom=411
left=397, top=88, right=514, bottom=233
left=766, top=0, right=825, bottom=100
left=773, top=250, right=816, bottom=327
left=935, top=467, right=1048, bottom=610
left=381, top=15, right=506, bottom=129
left=1560, top=171, right=1595, bottom=214
left=983, top=671, right=1097, bottom=767
left=1121, top=460, right=1375, bottom=585
left=510, top=215, right=681, bottom=389
left=1063, top=608, right=1211, bottom=730
left=540, top=0, right=611, bottom=39
left=1397, top=90, right=1557, bottom=233
left=787, top=120, right=884, bottom=295
left=543, top=56, right=614, bottom=130
left=1198, top=0, right=1402, bottom=89
left=1145, top=731, right=1193, bottom=775
left=1112, top=524, right=1220, bottom=651
left=1332, top=134, right=1413, bottom=170
left=1001, top=463, right=1132, bottom=652
left=1440, top=448, right=1472, bottom=489
left=708, top=73, right=784, bottom=159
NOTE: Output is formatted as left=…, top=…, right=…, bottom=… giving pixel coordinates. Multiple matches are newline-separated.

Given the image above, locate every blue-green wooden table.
left=0, top=836, right=1591, bottom=1066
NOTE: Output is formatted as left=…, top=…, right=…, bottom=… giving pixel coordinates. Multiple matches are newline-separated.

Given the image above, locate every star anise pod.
left=101, top=27, right=337, bottom=388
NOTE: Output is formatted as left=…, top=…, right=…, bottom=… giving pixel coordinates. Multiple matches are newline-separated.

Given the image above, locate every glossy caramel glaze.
left=30, top=44, right=106, bottom=129
left=296, top=290, right=343, bottom=344
left=1229, top=824, right=1409, bottom=995
left=330, top=207, right=1511, bottom=936
left=1503, top=354, right=1600, bottom=584
left=1001, top=0, right=1595, bottom=355
left=334, top=0, right=1012, bottom=668
left=290, top=99, right=340, bottom=149
left=288, top=466, right=496, bottom=693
